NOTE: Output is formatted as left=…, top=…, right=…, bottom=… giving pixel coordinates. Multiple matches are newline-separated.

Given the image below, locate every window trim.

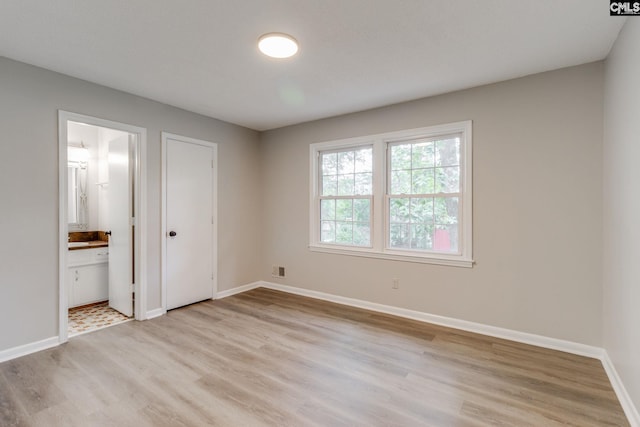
left=309, top=121, right=473, bottom=268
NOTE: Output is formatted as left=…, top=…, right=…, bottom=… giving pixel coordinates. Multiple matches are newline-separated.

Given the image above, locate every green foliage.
left=390, top=139, right=460, bottom=196
left=321, top=198, right=370, bottom=247
left=389, top=196, right=458, bottom=250
left=322, top=147, right=372, bottom=196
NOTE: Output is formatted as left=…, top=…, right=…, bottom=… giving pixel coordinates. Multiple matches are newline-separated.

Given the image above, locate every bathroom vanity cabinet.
left=67, top=247, right=109, bottom=308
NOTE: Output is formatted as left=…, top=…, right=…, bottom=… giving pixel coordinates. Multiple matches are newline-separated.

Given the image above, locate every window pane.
left=412, top=142, right=434, bottom=169
left=353, top=198, right=370, bottom=222
left=354, top=172, right=372, bottom=195
left=336, top=222, right=353, bottom=244
left=389, top=223, right=410, bottom=249
left=391, top=144, right=411, bottom=170
left=411, top=224, right=433, bottom=250
left=322, top=175, right=337, bottom=196
left=355, top=147, right=373, bottom=173
left=391, top=170, right=411, bottom=194
left=389, top=197, right=410, bottom=223
left=435, top=166, right=460, bottom=193
left=387, top=134, right=464, bottom=254
left=337, top=174, right=355, bottom=195
left=353, top=223, right=371, bottom=246
left=338, top=151, right=355, bottom=174
left=410, top=197, right=433, bottom=223
left=336, top=199, right=353, bottom=221
left=321, top=199, right=335, bottom=220
left=322, top=152, right=338, bottom=175
left=434, top=197, right=459, bottom=225
left=321, top=221, right=335, bottom=243
left=412, top=168, right=435, bottom=194
left=436, top=138, right=460, bottom=167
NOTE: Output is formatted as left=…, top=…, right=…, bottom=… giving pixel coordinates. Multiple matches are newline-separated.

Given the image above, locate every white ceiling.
left=0, top=1, right=625, bottom=131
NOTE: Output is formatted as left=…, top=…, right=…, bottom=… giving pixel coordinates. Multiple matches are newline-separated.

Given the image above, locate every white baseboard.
left=0, top=336, right=59, bottom=364
left=216, top=281, right=262, bottom=299
left=258, top=281, right=639, bottom=425
left=145, top=308, right=166, bottom=320
left=144, top=282, right=263, bottom=319
left=259, top=281, right=603, bottom=358
left=1, top=281, right=635, bottom=426
left=602, top=352, right=640, bottom=427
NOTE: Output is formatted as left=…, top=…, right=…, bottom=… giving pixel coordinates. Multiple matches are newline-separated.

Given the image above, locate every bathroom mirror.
left=68, top=147, right=89, bottom=230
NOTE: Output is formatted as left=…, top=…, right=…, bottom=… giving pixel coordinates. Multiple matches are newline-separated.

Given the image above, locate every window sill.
left=309, top=244, right=474, bottom=268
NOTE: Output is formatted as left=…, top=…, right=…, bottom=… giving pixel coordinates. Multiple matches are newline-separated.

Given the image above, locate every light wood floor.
left=0, top=288, right=629, bottom=426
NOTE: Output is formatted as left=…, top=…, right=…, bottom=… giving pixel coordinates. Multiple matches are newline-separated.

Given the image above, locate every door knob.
left=169, top=231, right=177, bottom=237
left=105, top=231, right=112, bottom=236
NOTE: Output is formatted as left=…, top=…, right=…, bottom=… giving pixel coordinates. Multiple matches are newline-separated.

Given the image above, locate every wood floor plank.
left=0, top=288, right=630, bottom=426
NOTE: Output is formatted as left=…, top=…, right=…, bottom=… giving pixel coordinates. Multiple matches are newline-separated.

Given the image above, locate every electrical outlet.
left=392, top=278, right=399, bottom=289
left=278, top=266, right=285, bottom=277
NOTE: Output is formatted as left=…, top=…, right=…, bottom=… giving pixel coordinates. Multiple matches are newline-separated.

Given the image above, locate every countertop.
left=68, top=240, right=109, bottom=251
left=68, top=231, right=109, bottom=250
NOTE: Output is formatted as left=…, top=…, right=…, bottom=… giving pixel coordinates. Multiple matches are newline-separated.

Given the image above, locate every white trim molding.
left=216, top=282, right=262, bottom=299
left=602, top=352, right=640, bottom=427
left=0, top=337, right=59, bottom=364
left=145, top=308, right=166, bottom=320
left=1, top=279, right=637, bottom=425
left=259, top=281, right=602, bottom=358
left=255, top=281, right=640, bottom=425
left=58, top=111, right=148, bottom=341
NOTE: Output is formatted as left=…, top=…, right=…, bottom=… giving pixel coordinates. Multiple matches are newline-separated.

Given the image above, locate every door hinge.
left=130, top=217, right=136, bottom=226
left=130, top=284, right=135, bottom=293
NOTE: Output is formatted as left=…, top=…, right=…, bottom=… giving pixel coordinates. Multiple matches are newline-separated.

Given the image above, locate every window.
left=319, top=146, right=373, bottom=246
left=388, top=135, right=461, bottom=253
left=310, top=121, right=473, bottom=267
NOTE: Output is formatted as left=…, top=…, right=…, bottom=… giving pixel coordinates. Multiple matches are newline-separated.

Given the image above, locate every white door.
left=108, top=134, right=134, bottom=317
left=165, top=137, right=214, bottom=310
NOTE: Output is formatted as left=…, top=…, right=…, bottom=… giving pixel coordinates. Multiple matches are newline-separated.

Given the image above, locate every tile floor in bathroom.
left=68, top=301, right=131, bottom=336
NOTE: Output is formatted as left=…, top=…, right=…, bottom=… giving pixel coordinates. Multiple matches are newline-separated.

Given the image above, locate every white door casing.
left=58, top=111, right=147, bottom=344
left=107, top=134, right=134, bottom=317
left=162, top=133, right=217, bottom=311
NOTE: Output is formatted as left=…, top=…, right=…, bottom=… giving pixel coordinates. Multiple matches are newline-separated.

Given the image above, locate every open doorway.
left=58, top=111, right=147, bottom=342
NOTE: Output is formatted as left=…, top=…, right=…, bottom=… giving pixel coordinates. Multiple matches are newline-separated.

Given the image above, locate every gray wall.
left=603, top=19, right=640, bottom=412
left=260, top=62, right=604, bottom=346
left=0, top=56, right=262, bottom=351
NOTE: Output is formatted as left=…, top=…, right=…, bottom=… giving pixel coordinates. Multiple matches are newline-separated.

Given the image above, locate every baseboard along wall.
left=0, top=280, right=635, bottom=425
left=218, top=280, right=639, bottom=427
left=0, top=336, right=59, bottom=364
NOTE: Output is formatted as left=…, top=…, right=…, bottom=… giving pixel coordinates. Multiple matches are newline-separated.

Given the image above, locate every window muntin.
left=318, top=146, right=373, bottom=247
left=387, top=135, right=462, bottom=254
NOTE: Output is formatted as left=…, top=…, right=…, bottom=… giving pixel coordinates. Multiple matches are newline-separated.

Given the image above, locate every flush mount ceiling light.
left=258, top=33, right=299, bottom=59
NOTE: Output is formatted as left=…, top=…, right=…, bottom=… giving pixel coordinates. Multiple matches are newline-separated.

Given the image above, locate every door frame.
left=161, top=132, right=218, bottom=312
left=58, top=111, right=148, bottom=343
